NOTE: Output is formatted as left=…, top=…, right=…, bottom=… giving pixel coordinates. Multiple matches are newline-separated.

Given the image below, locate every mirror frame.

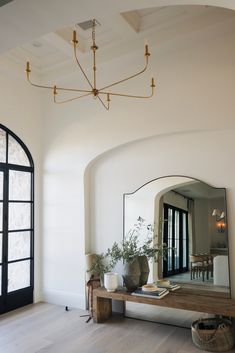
left=123, top=175, right=231, bottom=298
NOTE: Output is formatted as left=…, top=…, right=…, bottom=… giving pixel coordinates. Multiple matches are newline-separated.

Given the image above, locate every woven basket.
left=191, top=318, right=234, bottom=352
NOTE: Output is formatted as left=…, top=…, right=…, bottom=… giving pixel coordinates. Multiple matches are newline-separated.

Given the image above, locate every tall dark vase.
left=122, top=257, right=140, bottom=291
left=138, top=255, right=150, bottom=286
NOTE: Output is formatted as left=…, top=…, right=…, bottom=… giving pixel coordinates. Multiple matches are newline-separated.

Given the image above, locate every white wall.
left=124, top=177, right=192, bottom=237
left=41, top=17, right=235, bottom=307
left=0, top=58, right=43, bottom=302
left=194, top=199, right=210, bottom=253
left=163, top=191, right=188, bottom=211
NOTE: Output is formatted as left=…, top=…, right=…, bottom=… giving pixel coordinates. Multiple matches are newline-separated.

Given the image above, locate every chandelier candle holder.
left=25, top=19, right=155, bottom=110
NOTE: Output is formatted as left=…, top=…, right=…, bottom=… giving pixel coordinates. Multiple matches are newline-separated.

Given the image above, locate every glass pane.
left=183, top=213, right=187, bottom=240
left=8, top=231, right=30, bottom=261
left=9, top=203, right=31, bottom=230
left=167, top=208, right=173, bottom=272
left=0, top=172, right=3, bottom=200
left=0, top=203, right=3, bottom=232
left=8, top=135, right=30, bottom=166
left=175, top=238, right=179, bottom=270
left=168, top=209, right=172, bottom=240
left=168, top=249, right=172, bottom=271
left=0, top=265, right=1, bottom=295
left=8, top=260, right=30, bottom=292
left=9, top=171, right=31, bottom=201
left=0, top=129, right=6, bottom=163
left=175, top=211, right=179, bottom=239
left=0, top=233, right=2, bottom=263
left=183, top=239, right=187, bottom=267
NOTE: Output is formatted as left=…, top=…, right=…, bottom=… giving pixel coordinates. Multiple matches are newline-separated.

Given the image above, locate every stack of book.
left=131, top=287, right=169, bottom=299
left=156, top=281, right=181, bottom=291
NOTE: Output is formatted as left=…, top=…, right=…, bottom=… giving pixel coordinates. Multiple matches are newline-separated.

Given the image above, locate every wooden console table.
left=93, top=287, right=235, bottom=323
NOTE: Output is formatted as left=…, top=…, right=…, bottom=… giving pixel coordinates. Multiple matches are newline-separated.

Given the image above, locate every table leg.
left=93, top=295, right=112, bottom=323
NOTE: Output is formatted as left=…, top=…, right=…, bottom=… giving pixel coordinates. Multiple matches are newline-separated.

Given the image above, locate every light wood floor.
left=125, top=302, right=210, bottom=328
left=0, top=303, right=235, bottom=353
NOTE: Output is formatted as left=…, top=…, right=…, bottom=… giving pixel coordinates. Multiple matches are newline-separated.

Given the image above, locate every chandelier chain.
left=92, top=19, right=96, bottom=46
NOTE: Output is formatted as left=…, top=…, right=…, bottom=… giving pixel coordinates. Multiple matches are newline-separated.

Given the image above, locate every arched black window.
left=0, top=124, right=34, bottom=314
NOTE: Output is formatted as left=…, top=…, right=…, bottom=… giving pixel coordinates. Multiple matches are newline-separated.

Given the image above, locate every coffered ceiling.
left=1, top=0, right=235, bottom=57
left=3, top=5, right=235, bottom=76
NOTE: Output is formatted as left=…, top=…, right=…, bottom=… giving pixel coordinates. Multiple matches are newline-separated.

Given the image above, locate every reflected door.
left=0, top=127, right=34, bottom=314
left=163, top=203, right=188, bottom=277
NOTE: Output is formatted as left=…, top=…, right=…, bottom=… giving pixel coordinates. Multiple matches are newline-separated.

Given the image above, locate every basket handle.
left=194, top=320, right=221, bottom=344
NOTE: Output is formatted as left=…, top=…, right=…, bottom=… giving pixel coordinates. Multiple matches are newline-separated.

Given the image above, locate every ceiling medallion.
left=26, top=19, right=155, bottom=110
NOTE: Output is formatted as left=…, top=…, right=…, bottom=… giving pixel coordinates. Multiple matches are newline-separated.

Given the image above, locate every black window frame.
left=0, top=124, right=34, bottom=314
left=163, top=203, right=189, bottom=277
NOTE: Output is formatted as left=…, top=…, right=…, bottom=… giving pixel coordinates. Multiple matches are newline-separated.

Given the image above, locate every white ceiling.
left=0, top=0, right=235, bottom=58
left=3, top=4, right=235, bottom=76
left=174, top=182, right=225, bottom=199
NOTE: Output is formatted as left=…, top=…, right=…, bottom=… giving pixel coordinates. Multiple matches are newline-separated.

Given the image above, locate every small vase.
left=138, top=255, right=150, bottom=287
left=104, top=272, right=119, bottom=292
left=100, top=274, right=104, bottom=287
left=122, top=257, right=140, bottom=291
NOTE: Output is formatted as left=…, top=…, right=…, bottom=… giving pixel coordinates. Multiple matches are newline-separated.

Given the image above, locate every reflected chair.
left=189, top=255, right=209, bottom=282
left=206, top=254, right=213, bottom=279
left=189, top=255, right=200, bottom=280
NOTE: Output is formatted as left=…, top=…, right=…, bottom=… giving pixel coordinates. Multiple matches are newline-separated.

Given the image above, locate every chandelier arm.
left=56, top=87, right=92, bottom=93
left=99, top=57, right=149, bottom=92
left=73, top=45, right=94, bottom=90
left=99, top=87, right=154, bottom=100
left=27, top=73, right=91, bottom=94
left=54, top=91, right=93, bottom=104
left=27, top=75, right=54, bottom=90
left=97, top=95, right=110, bottom=110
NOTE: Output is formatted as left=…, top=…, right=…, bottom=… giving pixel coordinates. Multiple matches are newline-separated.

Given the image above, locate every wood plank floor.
left=125, top=302, right=210, bottom=328
left=0, top=303, right=235, bottom=353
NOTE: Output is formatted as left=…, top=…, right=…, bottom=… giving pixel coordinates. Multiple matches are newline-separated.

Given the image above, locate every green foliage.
left=88, top=254, right=112, bottom=278
left=88, top=217, right=169, bottom=277
left=106, top=234, right=140, bottom=264
left=107, top=217, right=168, bottom=264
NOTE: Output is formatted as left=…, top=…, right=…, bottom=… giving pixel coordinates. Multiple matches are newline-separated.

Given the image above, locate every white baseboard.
left=42, top=289, right=86, bottom=310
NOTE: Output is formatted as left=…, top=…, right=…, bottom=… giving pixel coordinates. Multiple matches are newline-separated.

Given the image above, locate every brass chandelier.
left=26, top=19, right=155, bottom=110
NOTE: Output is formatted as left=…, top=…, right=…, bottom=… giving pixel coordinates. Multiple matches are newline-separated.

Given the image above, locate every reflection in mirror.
left=124, top=176, right=230, bottom=327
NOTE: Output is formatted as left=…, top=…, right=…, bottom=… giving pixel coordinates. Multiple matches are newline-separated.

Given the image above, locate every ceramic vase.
left=104, top=272, right=119, bottom=292
left=138, top=255, right=150, bottom=286
left=122, top=257, right=141, bottom=291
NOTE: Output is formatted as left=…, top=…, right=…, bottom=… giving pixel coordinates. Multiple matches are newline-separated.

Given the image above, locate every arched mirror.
left=123, top=176, right=230, bottom=326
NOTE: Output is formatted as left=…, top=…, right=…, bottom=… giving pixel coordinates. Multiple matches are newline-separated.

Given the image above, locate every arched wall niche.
left=86, top=129, right=235, bottom=297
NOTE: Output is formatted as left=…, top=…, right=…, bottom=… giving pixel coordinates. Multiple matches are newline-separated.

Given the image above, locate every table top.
left=93, top=287, right=235, bottom=317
